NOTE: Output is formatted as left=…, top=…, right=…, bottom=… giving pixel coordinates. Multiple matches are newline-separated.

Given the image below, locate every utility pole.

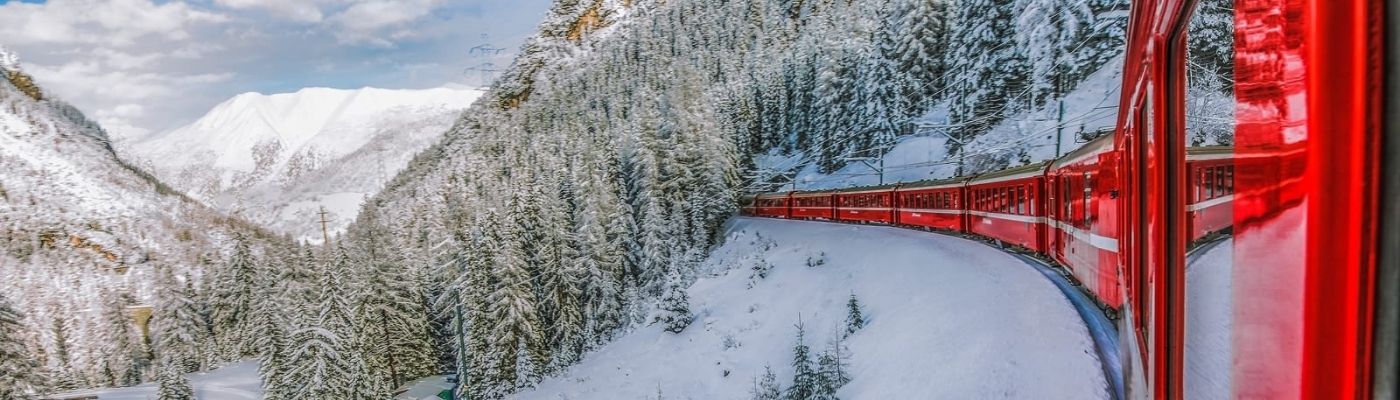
left=317, top=207, right=331, bottom=246
left=1055, top=98, right=1065, bottom=158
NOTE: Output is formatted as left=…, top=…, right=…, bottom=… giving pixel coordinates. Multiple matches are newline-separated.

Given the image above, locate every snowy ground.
left=51, top=362, right=263, bottom=399
left=1184, top=238, right=1233, bottom=400
left=519, top=217, right=1109, bottom=399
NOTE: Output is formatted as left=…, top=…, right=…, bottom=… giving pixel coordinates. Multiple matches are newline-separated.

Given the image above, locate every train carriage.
left=892, top=178, right=967, bottom=231
left=1046, top=134, right=1123, bottom=308
left=833, top=185, right=897, bottom=225
left=752, top=192, right=791, bottom=219
left=789, top=191, right=836, bottom=220
left=964, top=162, right=1049, bottom=253
left=1185, top=146, right=1234, bottom=244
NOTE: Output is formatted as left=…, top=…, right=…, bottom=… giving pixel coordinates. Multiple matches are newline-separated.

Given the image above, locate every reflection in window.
left=1185, top=0, right=1236, bottom=146
left=1183, top=0, right=1236, bottom=399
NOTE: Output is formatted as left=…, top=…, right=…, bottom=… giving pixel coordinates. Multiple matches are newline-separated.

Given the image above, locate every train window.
left=1225, top=166, right=1234, bottom=194
left=1083, top=173, right=1093, bottom=225
left=1183, top=0, right=1236, bottom=397
left=1215, top=166, right=1227, bottom=196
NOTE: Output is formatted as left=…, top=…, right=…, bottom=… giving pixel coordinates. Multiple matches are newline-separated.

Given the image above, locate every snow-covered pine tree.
left=657, top=266, right=693, bottom=334
left=155, top=364, right=194, bottom=400
left=249, top=252, right=289, bottom=400
left=538, top=182, right=586, bottom=369
left=350, top=206, right=436, bottom=389
left=151, top=267, right=206, bottom=374
left=283, top=246, right=379, bottom=399
left=751, top=364, right=783, bottom=400
left=484, top=207, right=547, bottom=397
left=787, top=318, right=817, bottom=400
left=845, top=294, right=865, bottom=336
left=460, top=214, right=499, bottom=399
left=93, top=288, right=144, bottom=387
left=209, top=234, right=258, bottom=364
left=1014, top=0, right=1094, bottom=105
left=0, top=292, right=42, bottom=399
left=946, top=0, right=1031, bottom=142
left=815, top=331, right=852, bottom=399
left=894, top=0, right=949, bottom=116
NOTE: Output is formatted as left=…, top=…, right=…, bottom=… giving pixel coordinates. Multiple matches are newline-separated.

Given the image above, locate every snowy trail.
left=53, top=362, right=264, bottom=400
left=520, top=217, right=1109, bottom=400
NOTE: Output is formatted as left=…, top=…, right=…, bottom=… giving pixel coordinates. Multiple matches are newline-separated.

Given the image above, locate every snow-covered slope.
left=0, top=50, right=280, bottom=391
left=519, top=217, right=1110, bottom=399
left=127, top=86, right=483, bottom=241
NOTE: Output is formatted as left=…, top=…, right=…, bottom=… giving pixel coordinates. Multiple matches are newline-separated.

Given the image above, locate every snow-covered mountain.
left=0, top=47, right=281, bottom=392
left=127, top=86, right=483, bottom=241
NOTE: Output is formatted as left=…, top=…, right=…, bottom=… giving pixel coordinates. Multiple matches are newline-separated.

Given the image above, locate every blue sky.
left=0, top=0, right=553, bottom=139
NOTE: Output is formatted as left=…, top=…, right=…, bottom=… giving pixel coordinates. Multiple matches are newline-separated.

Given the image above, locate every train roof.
left=1186, top=145, right=1234, bottom=160
left=968, top=161, right=1052, bottom=184
left=894, top=176, right=968, bottom=190
left=829, top=182, right=903, bottom=194
left=1050, top=133, right=1115, bottom=168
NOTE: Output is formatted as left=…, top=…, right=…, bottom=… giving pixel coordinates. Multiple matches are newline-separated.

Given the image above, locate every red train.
left=742, top=0, right=1396, bottom=398
left=739, top=137, right=1221, bottom=311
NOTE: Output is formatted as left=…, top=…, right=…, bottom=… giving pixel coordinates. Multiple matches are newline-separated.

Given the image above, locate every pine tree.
left=92, top=288, right=144, bottom=387
left=151, top=267, right=206, bottom=374
left=751, top=365, right=782, bottom=400
left=0, top=292, right=42, bottom=399
left=657, top=267, right=693, bottom=334
left=155, top=364, right=194, bottom=400
left=1014, top=0, right=1094, bottom=105
left=210, top=234, right=258, bottom=363
left=351, top=206, right=437, bottom=389
left=895, top=0, right=950, bottom=115
left=249, top=254, right=289, bottom=399
left=787, top=318, right=817, bottom=400
left=283, top=246, right=378, bottom=399
left=844, top=294, right=865, bottom=337
left=814, top=332, right=852, bottom=399
left=947, top=0, right=1031, bottom=141
left=484, top=208, right=547, bottom=397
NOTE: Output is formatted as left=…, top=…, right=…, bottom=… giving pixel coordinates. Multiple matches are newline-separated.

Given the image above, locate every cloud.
left=215, top=0, right=326, bottom=23
left=0, top=0, right=553, bottom=141
left=0, top=0, right=226, bottom=47
left=327, top=0, right=442, bottom=46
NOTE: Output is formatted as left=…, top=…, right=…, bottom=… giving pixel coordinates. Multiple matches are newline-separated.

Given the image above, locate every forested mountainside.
left=347, top=0, right=1137, bottom=399
left=0, top=48, right=291, bottom=394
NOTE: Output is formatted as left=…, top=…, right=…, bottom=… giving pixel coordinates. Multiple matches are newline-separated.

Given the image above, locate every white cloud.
left=329, top=0, right=441, bottom=45
left=0, top=0, right=226, bottom=47
left=215, top=0, right=326, bottom=23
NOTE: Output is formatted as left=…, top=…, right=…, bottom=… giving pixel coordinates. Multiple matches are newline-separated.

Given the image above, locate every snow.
left=50, top=362, right=263, bottom=400
left=1184, top=238, right=1233, bottom=399
left=123, top=86, right=484, bottom=242
left=0, top=44, right=19, bottom=71
left=518, top=217, right=1110, bottom=399
left=397, top=375, right=454, bottom=400
left=131, top=87, right=481, bottom=174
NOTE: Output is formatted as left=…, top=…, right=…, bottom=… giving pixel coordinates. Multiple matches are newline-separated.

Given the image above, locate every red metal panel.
left=1298, top=0, right=1383, bottom=396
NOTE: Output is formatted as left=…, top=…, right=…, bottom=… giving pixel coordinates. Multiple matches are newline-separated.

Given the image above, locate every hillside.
left=0, top=47, right=283, bottom=394
left=520, top=218, right=1109, bottom=399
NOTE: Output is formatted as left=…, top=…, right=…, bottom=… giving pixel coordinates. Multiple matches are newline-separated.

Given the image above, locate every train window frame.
left=1083, top=172, right=1093, bottom=226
